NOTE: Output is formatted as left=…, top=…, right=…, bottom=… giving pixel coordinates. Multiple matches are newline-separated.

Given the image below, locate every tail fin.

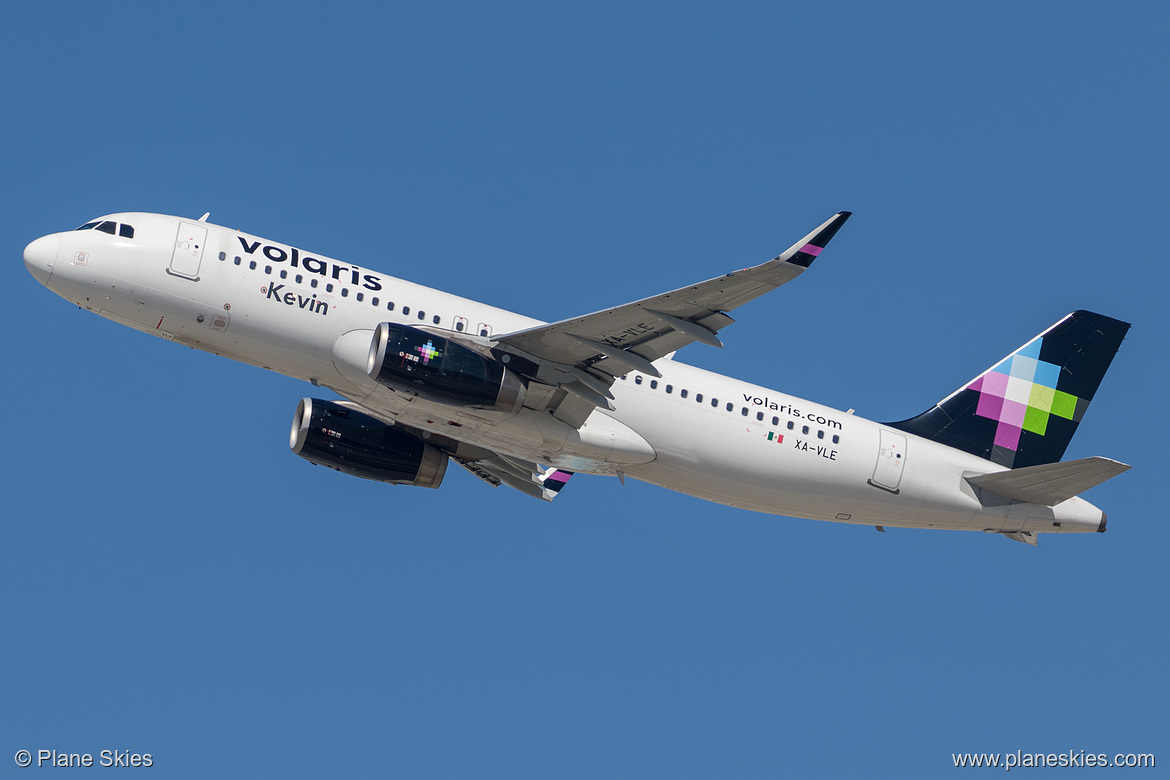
left=888, top=311, right=1130, bottom=469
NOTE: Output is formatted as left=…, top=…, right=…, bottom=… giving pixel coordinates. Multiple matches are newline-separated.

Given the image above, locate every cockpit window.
left=74, top=220, right=136, bottom=237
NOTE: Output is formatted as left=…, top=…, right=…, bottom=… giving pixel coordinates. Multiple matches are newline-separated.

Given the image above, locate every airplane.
left=23, top=211, right=1131, bottom=544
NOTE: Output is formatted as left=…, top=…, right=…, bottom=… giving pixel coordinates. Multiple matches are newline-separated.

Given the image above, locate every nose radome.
left=24, top=234, right=60, bottom=286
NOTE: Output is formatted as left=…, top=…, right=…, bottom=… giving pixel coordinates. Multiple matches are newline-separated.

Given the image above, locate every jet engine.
left=367, top=322, right=526, bottom=413
left=289, top=398, right=448, bottom=487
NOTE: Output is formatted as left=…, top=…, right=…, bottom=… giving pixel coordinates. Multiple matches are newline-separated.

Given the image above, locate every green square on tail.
left=1052, top=390, right=1078, bottom=420
left=1023, top=406, right=1050, bottom=435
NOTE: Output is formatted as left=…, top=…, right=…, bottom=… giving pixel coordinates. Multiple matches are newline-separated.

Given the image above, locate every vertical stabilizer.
left=888, top=311, right=1129, bottom=469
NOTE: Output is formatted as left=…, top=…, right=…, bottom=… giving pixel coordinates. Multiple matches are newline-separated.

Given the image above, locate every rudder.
left=888, top=311, right=1130, bottom=469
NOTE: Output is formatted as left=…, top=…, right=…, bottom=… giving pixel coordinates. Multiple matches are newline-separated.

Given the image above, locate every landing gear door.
left=169, top=222, right=207, bottom=281
left=868, top=429, right=906, bottom=494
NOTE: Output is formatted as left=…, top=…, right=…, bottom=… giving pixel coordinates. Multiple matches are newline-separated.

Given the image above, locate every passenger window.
left=249, top=260, right=257, bottom=270
left=680, top=389, right=688, bottom=398
left=341, top=288, right=348, bottom=297
left=635, top=375, right=643, bottom=385
left=650, top=380, right=657, bottom=389
left=741, top=407, right=749, bottom=416
left=455, top=321, right=463, bottom=331
left=417, top=310, right=425, bottom=320
left=817, top=430, right=824, bottom=439
left=711, top=398, right=718, bottom=407
left=280, top=270, right=287, bottom=279
left=387, top=302, right=395, bottom=311
left=371, top=297, right=379, bottom=307
left=96, top=221, right=116, bottom=234
left=433, top=315, right=440, bottom=325
left=757, top=412, right=764, bottom=421
left=295, top=274, right=303, bottom=283
left=726, top=402, right=733, bottom=412
left=403, top=306, right=410, bottom=315
left=832, top=434, right=840, bottom=444
left=218, top=252, right=226, bottom=261
left=265, top=266, right=272, bottom=274
left=119, top=224, right=135, bottom=238
left=666, top=385, right=673, bottom=394
left=326, top=283, right=334, bottom=292
left=479, top=329, right=488, bottom=337
left=311, top=278, right=318, bottom=288
left=696, top=393, right=703, bottom=403
left=234, top=257, right=241, bottom=266
left=772, top=416, right=779, bottom=426
left=787, top=421, right=795, bottom=430
left=802, top=425, right=809, bottom=434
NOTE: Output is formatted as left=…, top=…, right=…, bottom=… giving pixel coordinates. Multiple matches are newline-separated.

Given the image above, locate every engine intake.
left=367, top=322, right=526, bottom=413
left=290, top=398, right=447, bottom=488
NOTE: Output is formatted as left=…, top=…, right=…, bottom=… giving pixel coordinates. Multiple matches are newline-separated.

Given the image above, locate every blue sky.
left=2, top=2, right=1166, bottom=777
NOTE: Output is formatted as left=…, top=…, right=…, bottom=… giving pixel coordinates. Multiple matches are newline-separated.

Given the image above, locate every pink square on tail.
left=1000, top=399, right=1027, bottom=427
left=980, top=370, right=1010, bottom=398
left=994, top=424, right=1022, bottom=450
left=976, top=392, right=1004, bottom=421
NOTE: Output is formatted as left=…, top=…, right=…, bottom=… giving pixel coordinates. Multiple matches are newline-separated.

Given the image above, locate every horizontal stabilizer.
left=966, top=456, right=1131, bottom=506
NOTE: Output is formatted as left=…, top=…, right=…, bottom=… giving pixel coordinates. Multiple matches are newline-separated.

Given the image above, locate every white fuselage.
left=24, top=213, right=1107, bottom=535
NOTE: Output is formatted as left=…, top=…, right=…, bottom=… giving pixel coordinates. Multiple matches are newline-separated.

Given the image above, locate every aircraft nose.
left=24, top=234, right=59, bottom=286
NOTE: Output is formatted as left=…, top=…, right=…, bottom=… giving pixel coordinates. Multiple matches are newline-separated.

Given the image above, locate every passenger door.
left=168, top=222, right=207, bottom=280
left=868, top=429, right=907, bottom=493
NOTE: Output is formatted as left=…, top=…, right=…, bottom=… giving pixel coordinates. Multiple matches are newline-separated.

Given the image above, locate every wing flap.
left=966, top=457, right=1131, bottom=506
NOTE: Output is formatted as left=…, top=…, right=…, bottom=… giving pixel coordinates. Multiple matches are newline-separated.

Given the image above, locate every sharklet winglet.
left=778, top=211, right=851, bottom=268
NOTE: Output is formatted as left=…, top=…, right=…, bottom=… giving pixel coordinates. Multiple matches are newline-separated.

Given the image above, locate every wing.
left=494, top=211, right=851, bottom=423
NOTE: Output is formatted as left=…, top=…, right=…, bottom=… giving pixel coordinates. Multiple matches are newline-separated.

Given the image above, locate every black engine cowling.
left=289, top=398, right=447, bottom=487
left=367, top=322, right=526, bottom=413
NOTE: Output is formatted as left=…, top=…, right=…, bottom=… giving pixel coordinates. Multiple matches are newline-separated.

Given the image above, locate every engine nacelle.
left=367, top=322, right=526, bottom=413
left=290, top=398, right=448, bottom=488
